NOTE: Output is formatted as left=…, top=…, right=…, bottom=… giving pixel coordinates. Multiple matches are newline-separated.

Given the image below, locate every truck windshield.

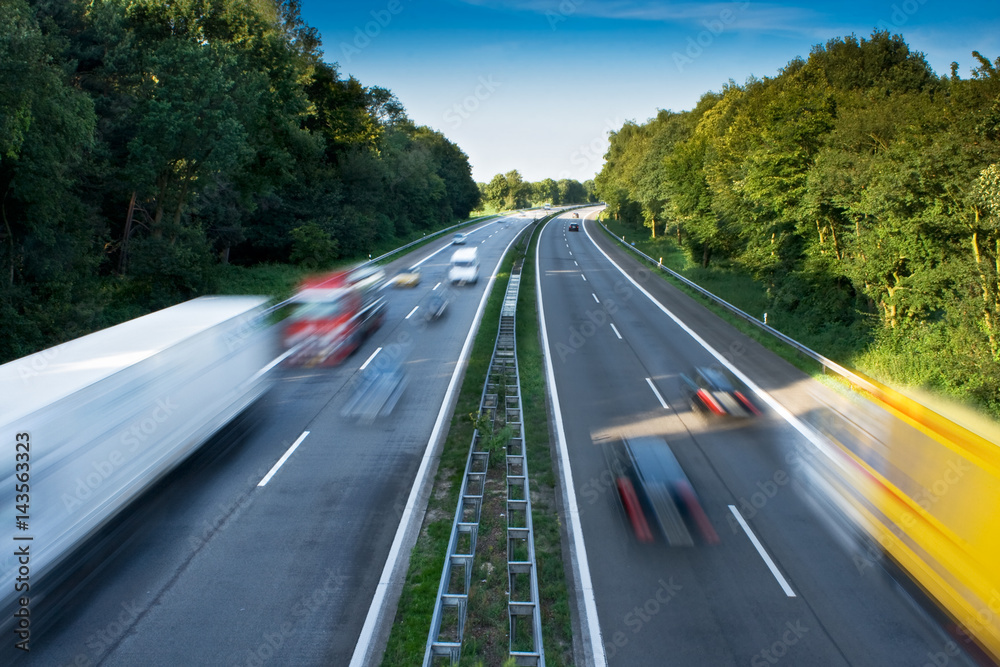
left=291, top=298, right=346, bottom=320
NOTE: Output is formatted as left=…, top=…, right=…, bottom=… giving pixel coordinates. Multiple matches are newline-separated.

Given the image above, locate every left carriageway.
left=4, top=214, right=536, bottom=667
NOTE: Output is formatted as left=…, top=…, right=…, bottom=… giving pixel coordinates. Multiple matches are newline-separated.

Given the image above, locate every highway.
left=537, top=207, right=979, bottom=666
left=5, top=214, right=536, bottom=666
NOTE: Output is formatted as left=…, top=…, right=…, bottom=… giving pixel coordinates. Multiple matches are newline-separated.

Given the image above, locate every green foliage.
left=595, top=30, right=1000, bottom=413
left=0, top=0, right=480, bottom=362
left=289, top=221, right=338, bottom=269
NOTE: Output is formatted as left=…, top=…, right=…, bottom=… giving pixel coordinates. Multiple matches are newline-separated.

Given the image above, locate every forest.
left=1, top=0, right=484, bottom=362
left=595, top=32, right=1000, bottom=411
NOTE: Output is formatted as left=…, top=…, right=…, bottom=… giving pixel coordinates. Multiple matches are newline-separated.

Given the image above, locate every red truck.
left=283, top=265, right=387, bottom=366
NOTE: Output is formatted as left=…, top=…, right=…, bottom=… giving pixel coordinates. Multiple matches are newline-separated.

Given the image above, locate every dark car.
left=568, top=222, right=580, bottom=232
left=605, top=436, right=718, bottom=546
left=681, top=366, right=760, bottom=417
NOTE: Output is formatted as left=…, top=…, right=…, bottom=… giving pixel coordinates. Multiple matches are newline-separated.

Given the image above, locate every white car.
left=452, top=233, right=467, bottom=245
left=449, top=248, right=479, bottom=284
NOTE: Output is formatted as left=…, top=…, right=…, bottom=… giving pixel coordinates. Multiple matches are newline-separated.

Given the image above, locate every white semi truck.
left=1, top=296, right=277, bottom=627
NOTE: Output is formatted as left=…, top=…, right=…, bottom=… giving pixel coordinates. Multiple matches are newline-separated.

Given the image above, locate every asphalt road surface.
left=5, top=213, right=538, bottom=667
left=537, top=207, right=979, bottom=667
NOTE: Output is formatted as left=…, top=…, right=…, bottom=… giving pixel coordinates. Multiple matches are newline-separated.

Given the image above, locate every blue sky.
left=299, top=1, right=999, bottom=183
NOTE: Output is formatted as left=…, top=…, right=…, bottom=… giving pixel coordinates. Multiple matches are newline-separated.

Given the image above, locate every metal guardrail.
left=598, top=221, right=900, bottom=399
left=424, top=232, right=546, bottom=666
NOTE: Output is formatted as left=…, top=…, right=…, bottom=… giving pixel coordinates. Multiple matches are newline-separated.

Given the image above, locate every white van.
left=449, top=248, right=479, bottom=285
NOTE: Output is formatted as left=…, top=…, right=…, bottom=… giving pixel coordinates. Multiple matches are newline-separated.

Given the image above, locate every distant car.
left=568, top=222, right=580, bottom=232
left=681, top=366, right=760, bottom=417
left=393, top=266, right=421, bottom=287
left=452, top=233, right=467, bottom=245
left=605, top=436, right=718, bottom=546
left=572, top=212, right=579, bottom=218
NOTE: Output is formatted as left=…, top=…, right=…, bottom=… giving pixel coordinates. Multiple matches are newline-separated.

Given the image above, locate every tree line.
left=0, top=0, right=480, bottom=362
left=595, top=32, right=1000, bottom=410
left=478, top=170, right=597, bottom=210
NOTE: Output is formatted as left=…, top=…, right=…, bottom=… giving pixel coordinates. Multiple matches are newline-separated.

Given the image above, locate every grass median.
left=379, top=215, right=574, bottom=666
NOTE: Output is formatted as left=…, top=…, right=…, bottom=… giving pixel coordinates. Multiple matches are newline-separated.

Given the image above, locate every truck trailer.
left=1, top=296, right=276, bottom=625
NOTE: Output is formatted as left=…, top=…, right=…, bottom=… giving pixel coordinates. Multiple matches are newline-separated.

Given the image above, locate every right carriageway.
left=537, top=206, right=990, bottom=666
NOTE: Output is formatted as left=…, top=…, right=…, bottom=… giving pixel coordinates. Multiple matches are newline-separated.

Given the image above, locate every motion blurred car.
left=452, top=232, right=467, bottom=245
left=424, top=293, right=449, bottom=320
left=605, top=436, right=718, bottom=546
left=568, top=222, right=580, bottom=232
left=681, top=366, right=760, bottom=417
left=572, top=212, right=579, bottom=218
left=393, top=266, right=421, bottom=287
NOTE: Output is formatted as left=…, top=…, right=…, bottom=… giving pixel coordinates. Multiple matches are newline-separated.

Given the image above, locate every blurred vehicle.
left=424, top=293, right=449, bottom=320
left=393, top=266, right=421, bottom=287
left=0, top=297, right=276, bottom=621
left=283, top=266, right=386, bottom=366
left=681, top=366, right=760, bottom=417
left=341, top=349, right=407, bottom=421
left=449, top=247, right=479, bottom=285
left=568, top=222, right=580, bottom=232
left=452, top=232, right=468, bottom=245
left=544, top=203, right=552, bottom=210
left=572, top=212, right=579, bottom=218
left=605, top=436, right=718, bottom=546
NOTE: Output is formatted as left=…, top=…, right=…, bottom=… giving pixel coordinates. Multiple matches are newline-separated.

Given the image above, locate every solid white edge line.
left=537, top=216, right=607, bottom=666
left=580, top=223, right=856, bottom=483
left=645, top=377, right=668, bottom=409
left=610, top=323, right=622, bottom=340
left=405, top=305, right=420, bottom=320
left=359, top=347, right=382, bottom=370
left=728, top=505, right=797, bottom=597
left=349, top=229, right=527, bottom=667
left=258, top=431, right=310, bottom=487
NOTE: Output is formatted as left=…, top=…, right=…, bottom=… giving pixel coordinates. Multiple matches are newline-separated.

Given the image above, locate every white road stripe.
left=582, top=275, right=587, bottom=282
left=405, top=306, right=419, bottom=320
left=537, top=216, right=606, bottom=665
left=350, top=230, right=527, bottom=667
left=432, top=282, right=441, bottom=290
left=645, top=377, right=668, bottom=409
left=728, top=505, right=797, bottom=597
left=258, top=431, right=310, bottom=487
left=610, top=323, right=622, bottom=339
left=359, top=347, right=382, bottom=370
left=592, top=293, right=599, bottom=303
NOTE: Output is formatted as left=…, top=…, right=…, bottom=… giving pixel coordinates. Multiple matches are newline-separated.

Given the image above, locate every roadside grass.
left=516, top=220, right=574, bottom=666
left=380, top=215, right=575, bottom=666
left=599, top=217, right=852, bottom=378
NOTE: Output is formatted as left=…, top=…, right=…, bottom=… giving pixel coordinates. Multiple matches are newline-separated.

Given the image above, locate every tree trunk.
left=702, top=243, right=711, bottom=268
left=828, top=216, right=843, bottom=261
left=119, top=190, right=137, bottom=274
